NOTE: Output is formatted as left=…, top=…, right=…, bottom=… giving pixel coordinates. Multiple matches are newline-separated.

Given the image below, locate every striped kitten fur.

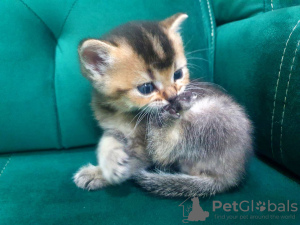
left=73, top=13, right=253, bottom=197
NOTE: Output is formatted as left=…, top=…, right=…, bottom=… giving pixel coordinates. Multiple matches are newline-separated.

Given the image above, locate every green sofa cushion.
left=0, top=0, right=214, bottom=153
left=215, top=5, right=300, bottom=177
left=0, top=147, right=299, bottom=224
left=212, top=0, right=300, bottom=26
left=0, top=1, right=61, bottom=152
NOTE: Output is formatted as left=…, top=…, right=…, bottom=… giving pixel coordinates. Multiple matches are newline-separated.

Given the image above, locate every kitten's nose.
left=167, top=96, right=182, bottom=112
left=162, top=87, right=177, bottom=104
left=168, top=96, right=177, bottom=104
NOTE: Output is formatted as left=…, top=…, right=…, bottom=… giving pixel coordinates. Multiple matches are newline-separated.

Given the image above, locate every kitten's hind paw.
left=73, top=164, right=108, bottom=191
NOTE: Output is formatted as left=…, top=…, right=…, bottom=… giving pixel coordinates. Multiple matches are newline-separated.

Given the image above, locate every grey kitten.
left=135, top=81, right=253, bottom=197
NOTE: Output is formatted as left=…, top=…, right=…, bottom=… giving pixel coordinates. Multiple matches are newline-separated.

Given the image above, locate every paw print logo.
left=256, top=201, right=266, bottom=211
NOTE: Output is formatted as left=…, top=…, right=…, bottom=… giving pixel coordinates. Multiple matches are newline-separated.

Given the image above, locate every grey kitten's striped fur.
left=135, top=82, right=253, bottom=197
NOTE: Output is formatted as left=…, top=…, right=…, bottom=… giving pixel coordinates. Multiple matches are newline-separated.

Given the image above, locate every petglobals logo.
left=178, top=199, right=298, bottom=223
left=212, top=200, right=298, bottom=212
left=179, top=197, right=210, bottom=223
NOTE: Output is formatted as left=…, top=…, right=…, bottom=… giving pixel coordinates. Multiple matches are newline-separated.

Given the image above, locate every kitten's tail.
left=135, top=170, right=238, bottom=197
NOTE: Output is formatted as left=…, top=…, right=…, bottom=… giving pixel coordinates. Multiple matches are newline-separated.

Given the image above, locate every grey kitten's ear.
left=161, top=13, right=188, bottom=33
left=78, top=39, right=115, bottom=79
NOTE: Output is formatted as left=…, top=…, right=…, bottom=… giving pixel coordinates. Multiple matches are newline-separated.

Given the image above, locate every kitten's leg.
left=98, top=131, right=131, bottom=184
left=74, top=130, right=149, bottom=190
left=73, top=133, right=120, bottom=190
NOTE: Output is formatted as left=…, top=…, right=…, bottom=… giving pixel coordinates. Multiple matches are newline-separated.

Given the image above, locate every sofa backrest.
left=0, top=0, right=214, bottom=153
left=213, top=0, right=300, bottom=177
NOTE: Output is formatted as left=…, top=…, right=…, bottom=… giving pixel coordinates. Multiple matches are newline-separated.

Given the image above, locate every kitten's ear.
left=78, top=39, right=115, bottom=79
left=161, top=13, right=188, bottom=33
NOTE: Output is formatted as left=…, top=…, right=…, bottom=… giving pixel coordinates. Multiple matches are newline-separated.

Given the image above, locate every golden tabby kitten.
left=73, top=13, right=252, bottom=197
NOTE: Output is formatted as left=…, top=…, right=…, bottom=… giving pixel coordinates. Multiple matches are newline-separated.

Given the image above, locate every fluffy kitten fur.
left=138, top=83, right=252, bottom=197
left=73, top=13, right=253, bottom=197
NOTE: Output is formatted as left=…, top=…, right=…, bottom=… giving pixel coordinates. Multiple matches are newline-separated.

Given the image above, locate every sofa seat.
left=1, top=147, right=299, bottom=225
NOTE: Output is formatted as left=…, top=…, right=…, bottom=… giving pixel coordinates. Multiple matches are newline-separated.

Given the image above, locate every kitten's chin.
left=149, top=100, right=169, bottom=109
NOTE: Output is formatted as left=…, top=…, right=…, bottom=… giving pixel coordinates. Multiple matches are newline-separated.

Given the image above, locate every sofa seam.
left=0, top=156, right=12, bottom=178
left=271, top=0, right=274, bottom=11
left=206, top=0, right=215, bottom=79
left=198, top=0, right=215, bottom=81
left=18, top=0, right=57, bottom=43
left=53, top=0, right=79, bottom=148
left=279, top=39, right=300, bottom=161
left=53, top=47, right=63, bottom=148
left=57, top=0, right=79, bottom=39
left=19, top=0, right=63, bottom=148
left=206, top=0, right=214, bottom=53
left=270, top=19, right=300, bottom=158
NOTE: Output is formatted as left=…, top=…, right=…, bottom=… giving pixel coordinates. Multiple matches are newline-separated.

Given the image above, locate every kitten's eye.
left=174, top=69, right=183, bottom=81
left=137, top=82, right=155, bottom=95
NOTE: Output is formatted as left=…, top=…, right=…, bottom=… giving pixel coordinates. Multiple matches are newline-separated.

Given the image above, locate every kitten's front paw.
left=176, top=91, right=197, bottom=110
left=73, top=164, right=107, bottom=191
left=101, top=149, right=131, bottom=184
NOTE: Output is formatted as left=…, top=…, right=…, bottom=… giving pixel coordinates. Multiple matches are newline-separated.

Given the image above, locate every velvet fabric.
left=214, top=5, right=300, bottom=177
left=213, top=0, right=300, bottom=26
left=0, top=0, right=213, bottom=152
left=1, top=147, right=299, bottom=225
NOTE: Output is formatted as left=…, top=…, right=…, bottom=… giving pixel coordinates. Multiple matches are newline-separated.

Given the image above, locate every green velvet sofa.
left=1, top=0, right=300, bottom=224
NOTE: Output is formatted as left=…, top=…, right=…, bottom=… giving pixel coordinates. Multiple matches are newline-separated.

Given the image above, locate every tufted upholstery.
left=213, top=0, right=300, bottom=176
left=0, top=0, right=214, bottom=153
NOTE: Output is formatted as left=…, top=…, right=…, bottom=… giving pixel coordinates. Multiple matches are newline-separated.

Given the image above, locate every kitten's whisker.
left=185, top=86, right=215, bottom=95
left=193, top=81, right=228, bottom=92
left=187, top=57, right=209, bottom=63
left=187, top=63, right=203, bottom=69
left=186, top=85, right=213, bottom=91
left=129, top=106, right=147, bottom=125
left=135, top=109, right=148, bottom=130
left=185, top=48, right=212, bottom=56
left=125, top=106, right=150, bottom=139
left=183, top=36, right=194, bottom=49
left=189, top=78, right=204, bottom=82
left=146, top=107, right=155, bottom=135
left=186, top=63, right=204, bottom=72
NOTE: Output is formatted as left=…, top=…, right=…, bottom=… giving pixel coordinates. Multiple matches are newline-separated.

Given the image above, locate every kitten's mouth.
left=166, top=91, right=193, bottom=113
left=163, top=104, right=181, bottom=119
left=160, top=90, right=195, bottom=120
